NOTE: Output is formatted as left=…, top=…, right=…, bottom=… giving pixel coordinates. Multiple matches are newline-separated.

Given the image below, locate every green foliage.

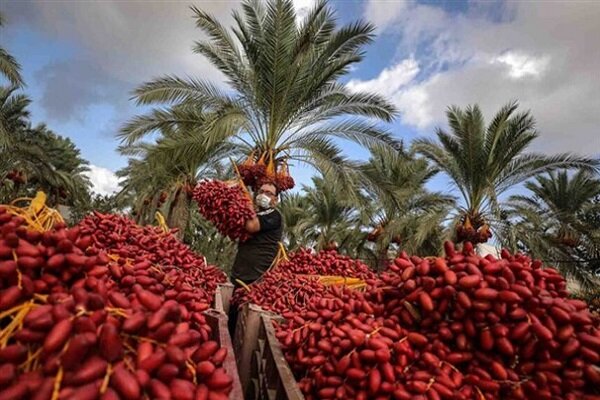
left=19, top=125, right=91, bottom=206
left=116, top=132, right=236, bottom=232
left=286, top=176, right=362, bottom=250
left=184, top=209, right=237, bottom=274
left=119, top=0, right=399, bottom=203
left=279, top=145, right=453, bottom=269
left=0, top=13, right=24, bottom=88
left=414, top=101, right=599, bottom=241
left=0, top=86, right=91, bottom=207
left=501, top=171, right=600, bottom=288
left=0, top=86, right=29, bottom=147
left=360, top=144, right=454, bottom=258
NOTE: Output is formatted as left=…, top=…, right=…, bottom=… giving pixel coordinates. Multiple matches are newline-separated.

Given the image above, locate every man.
left=228, top=182, right=283, bottom=334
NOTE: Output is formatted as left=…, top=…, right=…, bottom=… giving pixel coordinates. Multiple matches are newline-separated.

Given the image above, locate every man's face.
left=256, top=183, right=278, bottom=208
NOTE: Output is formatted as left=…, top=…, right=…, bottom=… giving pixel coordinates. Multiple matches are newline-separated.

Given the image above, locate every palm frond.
left=0, top=49, right=24, bottom=87
left=131, top=75, right=229, bottom=107
left=496, top=153, right=599, bottom=194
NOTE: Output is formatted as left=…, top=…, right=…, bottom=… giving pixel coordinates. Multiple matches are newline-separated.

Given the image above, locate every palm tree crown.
left=503, top=170, right=600, bottom=286
left=360, top=145, right=454, bottom=265
left=119, top=0, right=397, bottom=192
left=415, top=101, right=599, bottom=243
left=519, top=170, right=600, bottom=219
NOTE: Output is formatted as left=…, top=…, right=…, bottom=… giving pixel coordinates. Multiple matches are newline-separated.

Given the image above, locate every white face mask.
left=256, top=193, right=272, bottom=209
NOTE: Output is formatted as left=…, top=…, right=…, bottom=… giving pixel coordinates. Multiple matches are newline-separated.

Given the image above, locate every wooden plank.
left=204, top=309, right=244, bottom=400
left=214, top=282, right=234, bottom=314
left=260, top=314, right=305, bottom=400
left=234, top=303, right=266, bottom=395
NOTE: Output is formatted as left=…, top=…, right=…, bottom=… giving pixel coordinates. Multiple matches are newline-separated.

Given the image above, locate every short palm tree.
left=117, top=126, right=238, bottom=233
left=277, top=177, right=372, bottom=261
left=278, top=146, right=453, bottom=269
left=502, top=170, right=600, bottom=287
left=24, top=125, right=91, bottom=206
left=119, top=0, right=397, bottom=193
left=513, top=170, right=600, bottom=234
left=1, top=124, right=91, bottom=206
left=278, top=192, right=310, bottom=249
left=360, top=145, right=454, bottom=268
left=414, top=101, right=599, bottom=244
left=298, top=176, right=362, bottom=250
left=0, top=13, right=24, bottom=88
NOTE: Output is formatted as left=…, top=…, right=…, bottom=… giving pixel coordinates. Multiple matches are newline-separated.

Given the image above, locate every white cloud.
left=85, top=165, right=122, bottom=196
left=364, top=0, right=410, bottom=32
left=347, top=58, right=432, bottom=127
left=493, top=52, right=550, bottom=79
left=292, top=0, right=318, bottom=22
left=392, top=81, right=433, bottom=129
left=347, top=58, right=420, bottom=98
left=358, top=1, right=600, bottom=155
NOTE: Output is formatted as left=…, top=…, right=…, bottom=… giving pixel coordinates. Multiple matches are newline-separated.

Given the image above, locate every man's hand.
left=245, top=216, right=260, bottom=233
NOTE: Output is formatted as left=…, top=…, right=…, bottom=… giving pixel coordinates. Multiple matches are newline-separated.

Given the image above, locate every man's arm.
left=245, top=211, right=281, bottom=234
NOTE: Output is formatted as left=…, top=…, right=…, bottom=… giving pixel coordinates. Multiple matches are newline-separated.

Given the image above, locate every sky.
left=1, top=0, right=599, bottom=197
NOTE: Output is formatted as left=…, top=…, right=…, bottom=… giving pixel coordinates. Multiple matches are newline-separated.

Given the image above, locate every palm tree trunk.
left=376, top=242, right=389, bottom=272
left=142, top=194, right=160, bottom=225
left=166, top=187, right=180, bottom=227
left=134, top=204, right=143, bottom=225
left=167, top=186, right=190, bottom=239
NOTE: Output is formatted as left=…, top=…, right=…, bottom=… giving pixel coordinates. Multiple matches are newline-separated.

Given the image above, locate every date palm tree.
left=117, top=122, right=238, bottom=233
left=360, top=145, right=454, bottom=268
left=414, top=101, right=599, bottom=244
left=278, top=192, right=311, bottom=249
left=513, top=170, right=600, bottom=232
left=1, top=124, right=91, bottom=207
left=24, top=125, right=91, bottom=206
left=278, top=145, right=453, bottom=268
left=502, top=170, right=600, bottom=287
left=119, top=0, right=397, bottom=193
left=298, top=176, right=362, bottom=250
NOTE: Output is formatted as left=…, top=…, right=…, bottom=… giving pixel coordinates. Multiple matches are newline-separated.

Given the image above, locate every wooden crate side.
left=259, top=314, right=305, bottom=400
left=203, top=309, right=244, bottom=400
left=214, top=286, right=224, bottom=313
left=214, top=282, right=234, bottom=313
left=214, top=282, right=234, bottom=314
left=233, top=303, right=285, bottom=397
left=220, top=282, right=234, bottom=314
left=234, top=303, right=266, bottom=395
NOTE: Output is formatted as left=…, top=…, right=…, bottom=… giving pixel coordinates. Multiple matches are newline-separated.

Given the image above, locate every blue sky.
left=2, top=0, right=599, bottom=197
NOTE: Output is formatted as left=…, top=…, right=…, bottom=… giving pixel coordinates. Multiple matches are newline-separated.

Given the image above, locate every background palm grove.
left=1, top=0, right=599, bottom=298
